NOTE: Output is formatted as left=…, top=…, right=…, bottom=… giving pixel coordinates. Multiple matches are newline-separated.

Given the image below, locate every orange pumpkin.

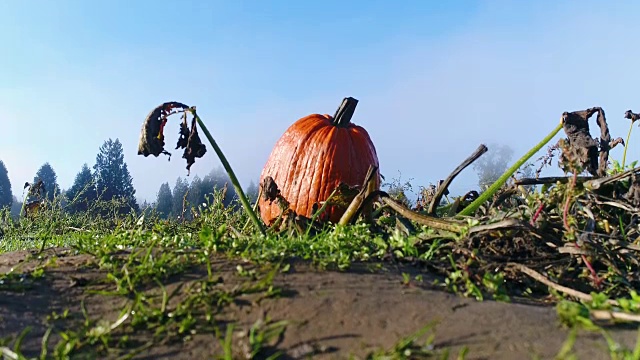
left=259, top=97, right=380, bottom=224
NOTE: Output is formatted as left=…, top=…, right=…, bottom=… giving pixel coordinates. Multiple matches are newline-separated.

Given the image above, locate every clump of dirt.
left=1, top=248, right=638, bottom=359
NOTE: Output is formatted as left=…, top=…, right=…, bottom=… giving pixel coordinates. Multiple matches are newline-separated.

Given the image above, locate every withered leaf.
left=175, top=116, right=207, bottom=175
left=261, top=176, right=280, bottom=203
left=561, top=107, right=623, bottom=177
left=139, top=102, right=207, bottom=175
left=625, top=110, right=640, bottom=122
left=138, top=101, right=190, bottom=158
left=561, top=108, right=600, bottom=176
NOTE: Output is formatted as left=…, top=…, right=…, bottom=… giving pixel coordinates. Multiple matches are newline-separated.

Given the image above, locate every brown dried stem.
left=338, top=165, right=379, bottom=225
left=427, top=144, right=488, bottom=215
left=509, top=263, right=619, bottom=306
left=381, top=195, right=466, bottom=234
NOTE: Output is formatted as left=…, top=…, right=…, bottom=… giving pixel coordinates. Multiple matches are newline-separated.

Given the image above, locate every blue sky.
left=2, top=1, right=640, bottom=203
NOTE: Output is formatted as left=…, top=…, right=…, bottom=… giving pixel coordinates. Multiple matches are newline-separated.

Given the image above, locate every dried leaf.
left=560, top=107, right=623, bottom=177
left=138, top=101, right=190, bottom=158
left=138, top=102, right=207, bottom=175
left=175, top=116, right=207, bottom=175
left=625, top=110, right=640, bottom=122
left=261, top=176, right=280, bottom=204
left=561, top=108, right=601, bottom=176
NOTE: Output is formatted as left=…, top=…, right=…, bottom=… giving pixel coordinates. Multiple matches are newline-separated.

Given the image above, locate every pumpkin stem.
left=332, top=97, right=359, bottom=127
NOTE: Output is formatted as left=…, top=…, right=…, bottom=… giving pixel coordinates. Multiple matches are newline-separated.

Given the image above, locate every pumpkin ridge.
left=281, top=116, right=328, bottom=216
left=282, top=136, right=308, bottom=210
left=318, top=126, right=340, bottom=212
left=347, top=127, right=378, bottom=188
left=350, top=126, right=379, bottom=168
left=295, top=127, right=327, bottom=216
left=305, top=128, right=332, bottom=215
left=347, top=128, right=360, bottom=182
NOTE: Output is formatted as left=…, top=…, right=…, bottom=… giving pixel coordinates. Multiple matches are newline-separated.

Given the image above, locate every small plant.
left=362, top=321, right=469, bottom=360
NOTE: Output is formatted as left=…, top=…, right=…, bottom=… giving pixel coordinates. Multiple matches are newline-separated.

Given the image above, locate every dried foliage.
left=560, top=107, right=624, bottom=176
left=138, top=102, right=207, bottom=174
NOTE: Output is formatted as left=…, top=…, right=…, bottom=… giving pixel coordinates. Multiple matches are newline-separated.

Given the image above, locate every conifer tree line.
left=152, top=168, right=259, bottom=220
left=0, top=138, right=259, bottom=219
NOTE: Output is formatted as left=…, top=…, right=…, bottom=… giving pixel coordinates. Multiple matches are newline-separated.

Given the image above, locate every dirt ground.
left=1, top=248, right=638, bottom=359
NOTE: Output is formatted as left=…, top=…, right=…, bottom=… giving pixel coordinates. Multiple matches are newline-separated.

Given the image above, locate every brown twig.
left=427, top=144, right=488, bottom=215
left=560, top=107, right=623, bottom=177
left=381, top=196, right=466, bottom=234
left=509, top=263, right=619, bottom=306
left=338, top=165, right=379, bottom=225
left=584, top=165, right=640, bottom=190
left=515, top=176, right=595, bottom=186
left=466, top=218, right=536, bottom=236
left=347, top=189, right=466, bottom=233
left=590, top=310, right=640, bottom=323
left=625, top=110, right=640, bottom=122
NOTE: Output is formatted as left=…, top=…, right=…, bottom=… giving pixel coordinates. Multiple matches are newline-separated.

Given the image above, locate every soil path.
left=0, top=248, right=637, bottom=359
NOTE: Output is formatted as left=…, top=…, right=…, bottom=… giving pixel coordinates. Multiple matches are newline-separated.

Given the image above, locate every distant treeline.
left=0, top=138, right=258, bottom=220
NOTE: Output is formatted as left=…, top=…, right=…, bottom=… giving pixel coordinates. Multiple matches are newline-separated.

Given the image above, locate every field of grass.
left=3, top=107, right=640, bottom=359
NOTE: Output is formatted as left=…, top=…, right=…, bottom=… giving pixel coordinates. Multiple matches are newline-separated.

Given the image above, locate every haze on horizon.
left=2, top=0, right=640, bottom=204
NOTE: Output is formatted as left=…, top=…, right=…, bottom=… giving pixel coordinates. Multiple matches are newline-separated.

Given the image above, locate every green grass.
left=0, top=190, right=444, bottom=359
left=0, top=185, right=471, bottom=359
left=3, top=145, right=640, bottom=358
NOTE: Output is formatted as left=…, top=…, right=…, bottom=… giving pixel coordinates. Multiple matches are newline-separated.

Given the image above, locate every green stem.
left=241, top=187, right=262, bottom=232
left=192, top=111, right=266, bottom=236
left=621, top=121, right=635, bottom=170
left=458, top=121, right=564, bottom=217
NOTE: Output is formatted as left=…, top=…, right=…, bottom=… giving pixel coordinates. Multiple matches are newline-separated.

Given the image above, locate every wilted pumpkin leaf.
left=176, top=116, right=207, bottom=175
left=560, top=107, right=623, bottom=177
left=261, top=176, right=281, bottom=204
left=138, top=101, right=207, bottom=175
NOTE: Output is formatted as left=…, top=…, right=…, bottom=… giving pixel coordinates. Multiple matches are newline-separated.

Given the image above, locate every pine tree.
left=246, top=180, right=259, bottom=204
left=155, top=182, right=173, bottom=219
left=205, top=166, right=237, bottom=207
left=200, top=174, right=215, bottom=205
left=139, top=200, right=155, bottom=217
left=33, top=162, right=61, bottom=201
left=66, top=163, right=97, bottom=213
left=0, top=160, right=12, bottom=209
left=187, top=175, right=203, bottom=209
left=93, top=138, right=139, bottom=214
left=10, top=195, right=21, bottom=219
left=172, top=177, right=189, bottom=219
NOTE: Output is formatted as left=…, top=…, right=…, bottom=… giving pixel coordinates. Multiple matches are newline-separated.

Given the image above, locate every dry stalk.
left=509, top=263, right=619, bottom=306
